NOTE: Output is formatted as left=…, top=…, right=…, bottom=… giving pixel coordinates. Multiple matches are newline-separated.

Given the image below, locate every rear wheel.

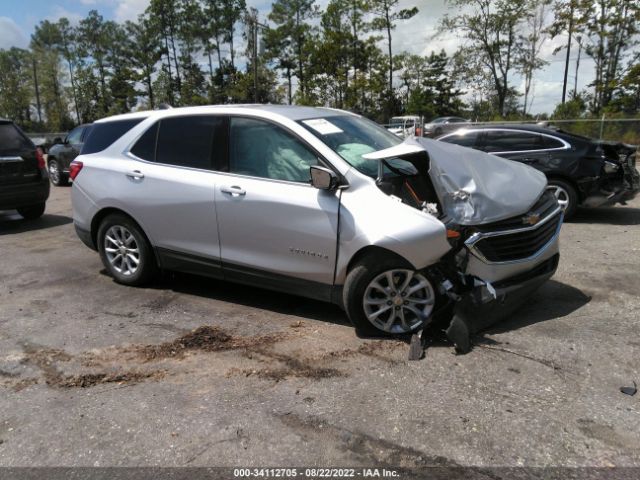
left=547, top=179, right=577, bottom=220
left=97, top=214, right=157, bottom=286
left=343, top=254, right=437, bottom=337
left=17, top=203, right=46, bottom=220
left=48, top=158, right=68, bottom=186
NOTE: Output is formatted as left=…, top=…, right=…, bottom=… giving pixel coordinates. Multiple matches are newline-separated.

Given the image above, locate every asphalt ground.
left=0, top=185, right=638, bottom=473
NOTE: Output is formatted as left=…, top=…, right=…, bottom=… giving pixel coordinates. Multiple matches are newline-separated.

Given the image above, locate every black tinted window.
left=82, top=119, right=144, bottom=154
left=482, top=131, right=544, bottom=153
left=130, top=122, right=159, bottom=161
left=0, top=123, right=32, bottom=152
left=439, top=131, right=479, bottom=148
left=155, top=116, right=224, bottom=169
left=542, top=135, right=565, bottom=149
left=230, top=117, right=318, bottom=182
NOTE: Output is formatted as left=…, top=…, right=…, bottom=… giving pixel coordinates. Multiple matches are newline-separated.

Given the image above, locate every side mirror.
left=310, top=165, right=338, bottom=191
left=53, top=137, right=63, bottom=145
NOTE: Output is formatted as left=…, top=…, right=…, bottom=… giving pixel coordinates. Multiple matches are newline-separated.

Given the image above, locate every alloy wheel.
left=363, top=269, right=435, bottom=334
left=547, top=184, right=570, bottom=211
left=48, top=160, right=60, bottom=184
left=104, top=225, right=140, bottom=276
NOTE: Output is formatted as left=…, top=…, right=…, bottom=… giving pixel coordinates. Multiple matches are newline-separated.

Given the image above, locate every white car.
left=70, top=105, right=561, bottom=343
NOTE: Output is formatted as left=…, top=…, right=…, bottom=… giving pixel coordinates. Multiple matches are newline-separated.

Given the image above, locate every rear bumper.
left=0, top=177, right=49, bottom=210
left=581, top=165, right=640, bottom=208
left=74, top=223, right=97, bottom=251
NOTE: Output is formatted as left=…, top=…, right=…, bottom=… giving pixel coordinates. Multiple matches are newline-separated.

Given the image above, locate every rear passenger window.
left=542, top=136, right=565, bottom=149
left=482, top=131, right=544, bottom=153
left=82, top=119, right=144, bottom=154
left=440, top=131, right=479, bottom=148
left=154, top=116, right=224, bottom=170
left=229, top=117, right=318, bottom=182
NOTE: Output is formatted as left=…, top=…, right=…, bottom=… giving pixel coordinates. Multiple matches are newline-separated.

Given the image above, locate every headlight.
left=603, top=160, right=620, bottom=174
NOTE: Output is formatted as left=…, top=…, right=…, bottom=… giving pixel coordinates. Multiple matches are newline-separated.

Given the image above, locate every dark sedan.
left=438, top=125, right=640, bottom=219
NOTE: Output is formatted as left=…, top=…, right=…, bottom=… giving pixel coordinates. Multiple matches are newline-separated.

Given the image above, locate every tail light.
left=36, top=148, right=45, bottom=169
left=69, top=161, right=83, bottom=180
left=415, top=127, right=422, bottom=137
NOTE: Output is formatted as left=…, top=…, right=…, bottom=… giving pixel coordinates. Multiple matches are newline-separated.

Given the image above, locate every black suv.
left=46, top=123, right=92, bottom=186
left=438, top=125, right=640, bottom=219
left=0, top=119, right=50, bottom=220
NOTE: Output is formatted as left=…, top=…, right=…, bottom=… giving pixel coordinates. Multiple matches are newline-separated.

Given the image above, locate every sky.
left=0, top=0, right=595, bottom=115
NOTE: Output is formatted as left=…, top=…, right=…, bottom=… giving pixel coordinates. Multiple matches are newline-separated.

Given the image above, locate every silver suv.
left=71, top=105, right=562, bottom=340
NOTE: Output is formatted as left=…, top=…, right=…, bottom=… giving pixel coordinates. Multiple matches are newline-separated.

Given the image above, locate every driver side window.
left=229, top=117, right=318, bottom=183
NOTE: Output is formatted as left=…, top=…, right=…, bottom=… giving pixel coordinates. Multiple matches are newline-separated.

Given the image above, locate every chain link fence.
left=381, top=117, right=640, bottom=145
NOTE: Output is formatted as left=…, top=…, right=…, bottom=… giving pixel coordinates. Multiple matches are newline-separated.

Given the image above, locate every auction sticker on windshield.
left=302, top=118, right=343, bottom=135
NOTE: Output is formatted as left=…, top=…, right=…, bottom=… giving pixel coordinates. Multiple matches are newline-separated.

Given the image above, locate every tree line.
left=0, top=0, right=639, bottom=133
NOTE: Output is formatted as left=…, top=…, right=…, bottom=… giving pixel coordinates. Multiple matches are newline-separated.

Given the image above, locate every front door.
left=215, top=116, right=340, bottom=298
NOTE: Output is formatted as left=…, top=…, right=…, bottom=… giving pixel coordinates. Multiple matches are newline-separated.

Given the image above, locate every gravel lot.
left=0, top=185, right=638, bottom=471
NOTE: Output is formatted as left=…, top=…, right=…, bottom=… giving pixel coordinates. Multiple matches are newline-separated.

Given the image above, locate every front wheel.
left=17, top=203, right=45, bottom=220
left=97, top=214, right=157, bottom=286
left=343, top=255, right=437, bottom=337
left=547, top=179, right=578, bottom=220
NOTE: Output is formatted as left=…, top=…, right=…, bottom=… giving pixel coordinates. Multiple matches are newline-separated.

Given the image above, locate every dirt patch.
left=50, top=370, right=165, bottom=389
left=236, top=350, right=344, bottom=381
left=133, top=326, right=285, bottom=361
left=11, top=378, right=38, bottom=391
left=319, top=340, right=406, bottom=365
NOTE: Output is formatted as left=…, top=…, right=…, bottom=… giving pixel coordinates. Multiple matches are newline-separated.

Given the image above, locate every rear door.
left=214, top=116, right=340, bottom=296
left=0, top=121, right=38, bottom=186
left=123, top=115, right=226, bottom=276
left=478, top=129, right=551, bottom=168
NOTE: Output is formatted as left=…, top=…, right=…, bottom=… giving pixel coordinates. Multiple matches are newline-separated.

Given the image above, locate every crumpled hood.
left=363, top=137, right=548, bottom=225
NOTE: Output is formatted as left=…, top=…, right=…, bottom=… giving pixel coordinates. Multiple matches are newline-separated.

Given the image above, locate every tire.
left=343, top=254, right=438, bottom=337
left=434, top=127, right=443, bottom=137
left=546, top=179, right=578, bottom=220
left=48, top=158, right=68, bottom=186
left=97, top=213, right=157, bottom=286
left=17, top=203, right=46, bottom=220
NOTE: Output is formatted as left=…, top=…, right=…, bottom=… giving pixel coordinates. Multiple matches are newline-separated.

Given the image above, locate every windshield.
left=299, top=115, right=402, bottom=177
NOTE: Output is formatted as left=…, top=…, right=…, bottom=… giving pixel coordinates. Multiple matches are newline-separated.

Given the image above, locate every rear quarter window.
left=81, top=119, right=144, bottom=155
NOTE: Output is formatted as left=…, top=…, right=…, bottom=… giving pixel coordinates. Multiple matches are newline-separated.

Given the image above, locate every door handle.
left=126, top=170, right=144, bottom=179
left=221, top=185, right=246, bottom=196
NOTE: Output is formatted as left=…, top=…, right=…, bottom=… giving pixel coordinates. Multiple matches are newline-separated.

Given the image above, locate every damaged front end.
left=581, top=142, right=640, bottom=208
left=363, top=138, right=563, bottom=352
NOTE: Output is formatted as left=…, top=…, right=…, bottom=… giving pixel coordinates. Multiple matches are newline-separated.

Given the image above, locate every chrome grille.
left=467, top=195, right=563, bottom=263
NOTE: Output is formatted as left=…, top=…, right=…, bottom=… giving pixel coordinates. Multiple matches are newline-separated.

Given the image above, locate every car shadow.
left=569, top=206, right=640, bottom=225
left=480, top=280, right=591, bottom=335
left=115, top=270, right=352, bottom=327
left=0, top=213, right=73, bottom=235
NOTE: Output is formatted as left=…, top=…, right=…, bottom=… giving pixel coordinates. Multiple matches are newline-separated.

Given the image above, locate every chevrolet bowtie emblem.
left=522, top=213, right=541, bottom=225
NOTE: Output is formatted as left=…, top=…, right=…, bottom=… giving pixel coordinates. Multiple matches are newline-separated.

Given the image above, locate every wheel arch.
left=345, top=246, right=414, bottom=279
left=545, top=174, right=582, bottom=202
left=91, top=207, right=156, bottom=261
